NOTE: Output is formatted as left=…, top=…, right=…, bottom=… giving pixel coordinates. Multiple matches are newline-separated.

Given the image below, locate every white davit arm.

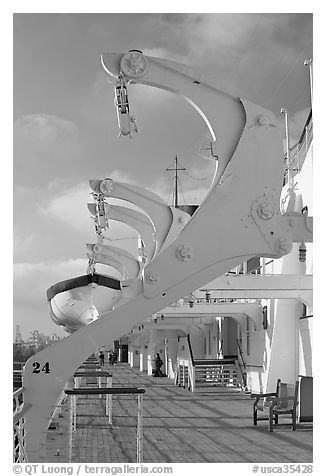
left=21, top=51, right=312, bottom=462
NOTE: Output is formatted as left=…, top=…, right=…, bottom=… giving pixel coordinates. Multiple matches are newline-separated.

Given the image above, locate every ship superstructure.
left=14, top=50, right=313, bottom=463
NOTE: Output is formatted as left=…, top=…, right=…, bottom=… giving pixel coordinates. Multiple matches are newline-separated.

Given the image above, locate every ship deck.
left=45, top=363, right=313, bottom=464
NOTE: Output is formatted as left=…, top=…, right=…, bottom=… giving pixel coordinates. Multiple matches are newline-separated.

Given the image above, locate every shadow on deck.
left=45, top=363, right=313, bottom=464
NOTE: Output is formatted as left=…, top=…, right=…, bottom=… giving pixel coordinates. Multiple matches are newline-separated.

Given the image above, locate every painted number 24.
left=32, top=362, right=51, bottom=374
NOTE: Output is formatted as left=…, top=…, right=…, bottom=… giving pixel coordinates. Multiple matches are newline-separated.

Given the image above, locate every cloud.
left=14, top=113, right=84, bottom=187
left=148, top=158, right=215, bottom=206
left=80, top=71, right=117, bottom=128
left=14, top=233, right=38, bottom=257
left=155, top=13, right=260, bottom=71
left=37, top=176, right=146, bottom=255
left=14, top=258, right=88, bottom=304
left=14, top=114, right=80, bottom=153
left=158, top=14, right=310, bottom=65
left=38, top=182, right=91, bottom=231
left=38, top=172, right=141, bottom=230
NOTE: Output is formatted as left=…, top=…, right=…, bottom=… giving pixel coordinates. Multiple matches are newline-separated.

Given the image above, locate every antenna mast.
left=166, top=156, right=186, bottom=208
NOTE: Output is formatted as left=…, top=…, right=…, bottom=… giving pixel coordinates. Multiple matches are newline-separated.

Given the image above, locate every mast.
left=166, top=156, right=186, bottom=208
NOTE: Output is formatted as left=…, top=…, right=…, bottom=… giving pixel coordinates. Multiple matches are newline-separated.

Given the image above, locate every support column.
left=166, top=335, right=178, bottom=379
left=129, top=343, right=134, bottom=367
left=139, top=344, right=145, bottom=372
left=139, top=335, right=148, bottom=373
left=266, top=190, right=307, bottom=391
left=147, top=329, right=157, bottom=376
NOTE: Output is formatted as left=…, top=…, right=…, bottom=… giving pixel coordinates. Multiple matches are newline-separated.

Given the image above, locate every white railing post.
left=136, top=394, right=143, bottom=463
left=189, top=361, right=195, bottom=392
left=187, top=364, right=190, bottom=390
left=108, top=377, right=113, bottom=424
left=176, top=360, right=180, bottom=386
left=65, top=386, right=144, bottom=464
left=13, top=388, right=29, bottom=463
left=281, top=107, right=291, bottom=187
left=68, top=395, right=73, bottom=463
left=98, top=375, right=102, bottom=399
left=19, top=420, right=28, bottom=462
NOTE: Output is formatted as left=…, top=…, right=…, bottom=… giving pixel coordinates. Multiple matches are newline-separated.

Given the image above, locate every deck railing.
left=64, top=386, right=145, bottom=463
left=284, top=113, right=313, bottom=185
left=13, top=387, right=28, bottom=463
left=176, top=336, right=196, bottom=392
left=236, top=339, right=247, bottom=390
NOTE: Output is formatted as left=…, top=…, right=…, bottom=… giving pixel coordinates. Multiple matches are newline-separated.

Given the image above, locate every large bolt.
left=120, top=51, right=148, bottom=78
left=257, top=202, right=274, bottom=220
left=275, top=237, right=292, bottom=255
left=100, top=179, right=115, bottom=195
left=146, top=271, right=159, bottom=284
left=176, top=244, right=193, bottom=262
left=256, top=114, right=269, bottom=126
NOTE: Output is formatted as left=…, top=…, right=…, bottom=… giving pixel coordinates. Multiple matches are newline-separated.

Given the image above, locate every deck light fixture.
left=205, top=290, right=211, bottom=302
left=262, top=306, right=268, bottom=329
left=299, top=242, right=307, bottom=262
left=304, top=58, right=313, bottom=109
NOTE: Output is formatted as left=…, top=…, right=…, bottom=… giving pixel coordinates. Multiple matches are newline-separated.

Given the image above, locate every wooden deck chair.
left=251, top=379, right=281, bottom=427
left=268, top=381, right=299, bottom=431
left=251, top=379, right=299, bottom=431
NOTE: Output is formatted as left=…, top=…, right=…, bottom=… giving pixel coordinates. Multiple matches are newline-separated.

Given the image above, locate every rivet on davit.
left=257, top=202, right=274, bottom=220
left=275, top=237, right=292, bottom=255
left=120, top=50, right=149, bottom=78
left=256, top=115, right=269, bottom=126
left=176, top=244, right=193, bottom=262
left=145, top=271, right=160, bottom=284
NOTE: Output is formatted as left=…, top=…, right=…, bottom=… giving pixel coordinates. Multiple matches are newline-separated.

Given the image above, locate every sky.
left=12, top=12, right=313, bottom=339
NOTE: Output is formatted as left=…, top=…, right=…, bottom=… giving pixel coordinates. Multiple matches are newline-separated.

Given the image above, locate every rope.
left=166, top=178, right=175, bottom=206
left=266, top=39, right=312, bottom=108
left=183, top=170, right=211, bottom=181
left=228, top=14, right=263, bottom=84
left=103, top=235, right=138, bottom=242
left=177, top=177, right=187, bottom=206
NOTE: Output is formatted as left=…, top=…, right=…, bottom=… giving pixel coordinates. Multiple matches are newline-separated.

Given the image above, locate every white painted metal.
left=136, top=394, right=143, bottom=463
left=106, top=377, right=113, bottom=422
left=107, top=204, right=156, bottom=262
left=89, top=179, right=189, bottom=256
left=86, top=251, right=125, bottom=277
left=21, top=51, right=313, bottom=461
left=68, top=395, right=73, bottom=462
left=87, top=242, right=141, bottom=279
left=49, top=285, right=99, bottom=330
left=199, top=274, right=312, bottom=305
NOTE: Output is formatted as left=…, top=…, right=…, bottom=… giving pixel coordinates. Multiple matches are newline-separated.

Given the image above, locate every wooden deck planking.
left=45, top=363, right=313, bottom=463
